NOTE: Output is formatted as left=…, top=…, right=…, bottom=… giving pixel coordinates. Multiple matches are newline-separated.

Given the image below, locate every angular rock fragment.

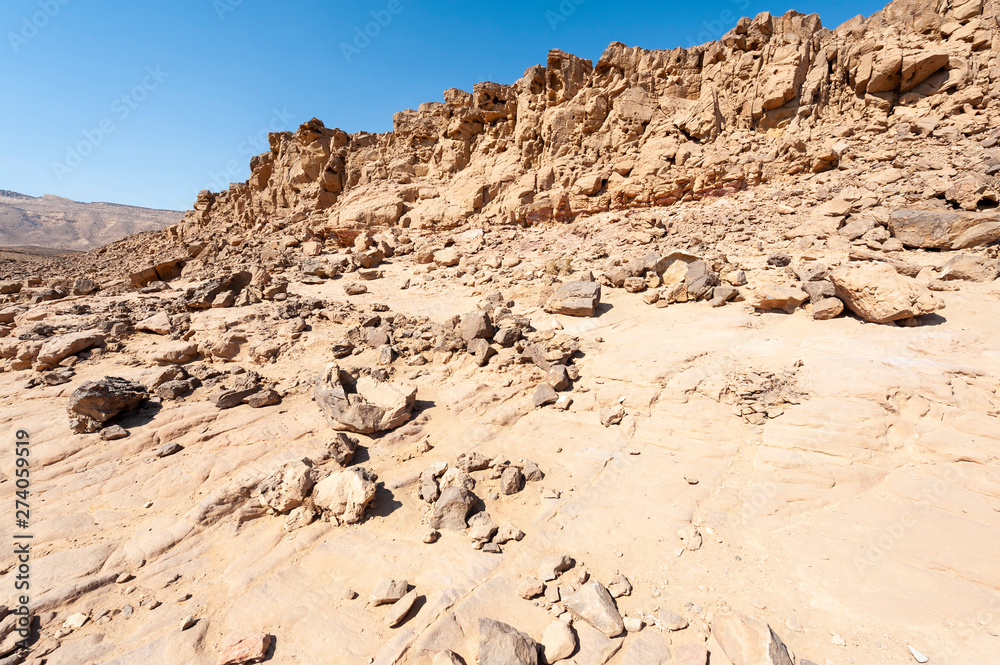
left=430, top=486, right=477, bottom=530
left=37, top=331, right=104, bottom=366
left=500, top=466, right=524, bottom=495
left=830, top=263, right=944, bottom=323
left=370, top=579, right=408, bottom=606
left=68, top=377, right=147, bottom=434
left=312, top=467, right=377, bottom=524
left=217, top=631, right=272, bottom=665
left=564, top=580, right=625, bottom=637
left=751, top=285, right=807, bottom=313
left=258, top=460, right=315, bottom=514
left=314, top=363, right=417, bottom=434
left=385, top=589, right=418, bottom=627
left=712, top=613, right=793, bottom=665
left=478, top=619, right=539, bottom=665
left=545, top=281, right=602, bottom=317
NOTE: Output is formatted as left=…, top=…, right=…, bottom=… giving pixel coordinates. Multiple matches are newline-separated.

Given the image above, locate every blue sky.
left=1, top=0, right=887, bottom=211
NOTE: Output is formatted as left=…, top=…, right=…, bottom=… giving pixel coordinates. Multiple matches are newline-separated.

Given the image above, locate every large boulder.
left=478, top=619, right=539, bottom=665
left=67, top=377, right=148, bottom=434
left=830, top=262, right=944, bottom=324
left=314, top=363, right=417, bottom=434
left=888, top=210, right=1000, bottom=249
left=37, top=330, right=105, bottom=365
left=312, top=467, right=377, bottom=524
left=712, top=613, right=793, bottom=665
left=545, top=281, right=602, bottom=317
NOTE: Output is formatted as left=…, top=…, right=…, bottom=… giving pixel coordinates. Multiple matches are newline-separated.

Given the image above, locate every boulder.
left=888, top=210, right=1000, bottom=249
left=712, top=613, right=793, bottom=665
left=460, top=310, right=494, bottom=342
left=137, top=312, right=172, bottom=335
left=500, top=466, right=524, bottom=495
left=812, top=297, right=845, bottom=320
left=830, top=263, right=944, bottom=323
left=750, top=285, right=808, bottom=314
left=478, top=619, right=539, bottom=665
left=68, top=377, right=147, bottom=434
left=545, top=281, right=602, bottom=317
left=939, top=254, right=999, bottom=282
left=541, top=620, right=577, bottom=662
left=564, top=580, right=624, bottom=637
left=258, top=460, right=315, bottom=514
left=151, top=342, right=200, bottom=364
left=314, top=363, right=417, bottom=434
left=37, top=331, right=104, bottom=365
left=430, top=486, right=477, bottom=530
left=311, top=467, right=377, bottom=524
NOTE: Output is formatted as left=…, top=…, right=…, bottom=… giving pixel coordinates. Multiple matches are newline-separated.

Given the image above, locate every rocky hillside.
left=21, top=0, right=991, bottom=285
left=0, top=1, right=998, bottom=665
left=0, top=191, right=180, bottom=252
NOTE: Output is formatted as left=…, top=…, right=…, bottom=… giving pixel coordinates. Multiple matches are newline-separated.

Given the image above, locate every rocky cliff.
left=53, top=0, right=995, bottom=284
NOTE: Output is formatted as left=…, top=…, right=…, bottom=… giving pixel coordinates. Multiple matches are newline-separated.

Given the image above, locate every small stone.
left=116, top=573, right=134, bottom=584
left=546, top=365, right=571, bottom=391
left=494, top=522, right=525, bottom=544
left=180, top=614, right=195, bottom=629
left=521, top=462, right=544, bottom=483
left=370, top=579, right=408, bottom=606
left=538, top=555, right=575, bottom=581
left=623, top=616, right=644, bottom=632
left=422, top=529, right=440, bottom=544
left=677, top=525, right=702, bottom=551
left=659, top=610, right=689, bottom=631
left=517, top=576, right=545, bottom=599
left=62, top=612, right=90, bottom=629
left=99, top=424, right=130, bottom=441
left=544, top=585, right=561, bottom=603
left=533, top=384, right=559, bottom=407
left=482, top=542, right=502, bottom=554
left=500, top=466, right=524, bottom=495
left=831, top=633, right=847, bottom=646
left=155, top=442, right=183, bottom=458
left=607, top=574, right=632, bottom=598
left=541, top=620, right=577, bottom=663
left=908, top=646, right=929, bottom=663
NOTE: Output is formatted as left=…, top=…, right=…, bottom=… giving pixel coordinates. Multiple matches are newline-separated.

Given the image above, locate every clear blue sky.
left=1, top=0, right=887, bottom=212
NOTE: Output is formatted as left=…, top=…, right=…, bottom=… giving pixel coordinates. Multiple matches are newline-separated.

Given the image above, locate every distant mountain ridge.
left=0, top=191, right=181, bottom=251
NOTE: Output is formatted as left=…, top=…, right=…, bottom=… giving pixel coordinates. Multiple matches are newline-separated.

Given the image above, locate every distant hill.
left=0, top=191, right=181, bottom=251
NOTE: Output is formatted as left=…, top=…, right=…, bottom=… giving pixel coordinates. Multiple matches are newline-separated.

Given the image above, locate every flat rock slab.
left=888, top=209, right=1000, bottom=249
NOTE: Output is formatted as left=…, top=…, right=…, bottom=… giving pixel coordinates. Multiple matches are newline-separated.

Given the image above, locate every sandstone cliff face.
left=60, top=0, right=1000, bottom=281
